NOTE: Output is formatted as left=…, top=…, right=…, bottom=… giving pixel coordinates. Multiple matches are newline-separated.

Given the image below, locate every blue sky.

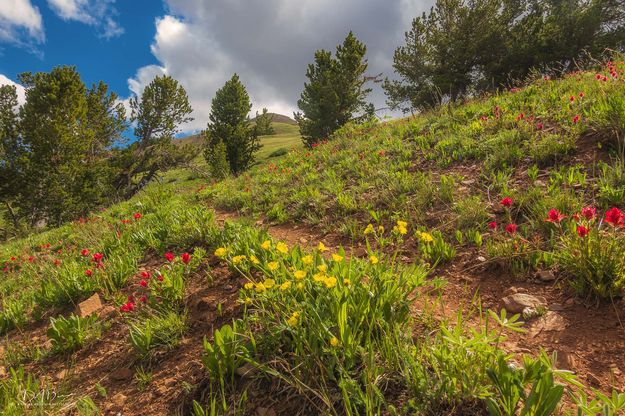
left=0, top=0, right=434, bottom=134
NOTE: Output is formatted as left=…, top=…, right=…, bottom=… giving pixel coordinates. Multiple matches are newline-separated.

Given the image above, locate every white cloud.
left=0, top=0, right=44, bottom=46
left=0, top=74, right=26, bottom=105
left=47, top=0, right=123, bottom=38
left=127, top=0, right=436, bottom=134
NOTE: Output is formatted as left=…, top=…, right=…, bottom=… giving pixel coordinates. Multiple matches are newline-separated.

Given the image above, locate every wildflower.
left=141, top=271, right=151, bottom=279
left=378, top=225, right=385, bottom=234
left=294, top=270, right=307, bottom=280
left=249, top=255, right=260, bottom=265
left=156, top=274, right=164, bottom=282
left=394, top=220, right=408, bottom=235
left=364, top=223, right=374, bottom=235
left=579, top=92, right=585, bottom=98
left=323, top=276, right=337, bottom=288
left=332, top=253, right=344, bottom=262
left=344, top=278, right=351, bottom=286
left=605, top=207, right=623, bottom=226
left=280, top=281, right=292, bottom=290
left=500, top=197, right=513, bottom=208
left=140, top=280, right=148, bottom=287
left=302, top=255, right=313, bottom=265
left=140, top=296, right=148, bottom=303
left=572, top=114, right=581, bottom=124
left=232, top=255, right=246, bottom=265
left=296, top=282, right=305, bottom=290
left=263, top=278, right=276, bottom=289
left=54, top=259, right=62, bottom=266
left=536, top=122, right=544, bottom=130
left=120, top=301, right=135, bottom=313
left=516, top=113, right=525, bottom=121
left=317, top=264, right=327, bottom=273
left=276, top=242, right=289, bottom=254
left=418, top=231, right=434, bottom=243
left=214, top=247, right=227, bottom=257
left=267, top=261, right=279, bottom=271
left=596, top=73, right=602, bottom=80
left=317, top=242, right=327, bottom=252
left=572, top=213, right=580, bottom=221
left=545, top=209, right=566, bottom=223
left=569, top=95, right=575, bottom=103
left=261, top=240, right=271, bottom=250
left=134, top=213, right=142, bottom=220
left=80, top=248, right=90, bottom=256
left=505, top=223, right=518, bottom=234
left=369, top=255, right=379, bottom=265
left=488, top=221, right=497, bottom=229
left=164, top=252, right=175, bottom=262
left=181, top=252, right=191, bottom=264
left=92, top=252, right=104, bottom=262
left=244, top=282, right=254, bottom=290
left=28, top=256, right=34, bottom=262
left=255, top=282, right=266, bottom=293
left=85, top=269, right=93, bottom=277
left=581, top=207, right=596, bottom=220
left=286, top=311, right=300, bottom=327
left=330, top=337, right=340, bottom=347
left=313, top=273, right=326, bottom=282
left=577, top=225, right=589, bottom=238
left=244, top=297, right=252, bottom=305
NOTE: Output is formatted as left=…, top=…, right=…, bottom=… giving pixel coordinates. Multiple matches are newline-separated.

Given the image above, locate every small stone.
left=502, top=293, right=546, bottom=314
left=476, top=256, right=486, bottom=262
left=256, top=407, right=276, bottom=416
left=536, top=270, right=556, bottom=282
left=75, top=293, right=103, bottom=317
left=462, top=179, right=476, bottom=185
left=556, top=351, right=576, bottom=371
left=110, top=392, right=127, bottom=408
left=504, top=287, right=521, bottom=296
left=299, top=237, right=308, bottom=244
left=55, top=369, right=67, bottom=380
left=98, top=305, right=116, bottom=319
left=110, top=368, right=133, bottom=381
left=0, top=367, right=6, bottom=377
left=235, top=362, right=258, bottom=379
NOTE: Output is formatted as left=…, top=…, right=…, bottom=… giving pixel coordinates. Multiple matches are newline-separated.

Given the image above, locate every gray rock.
left=503, top=293, right=546, bottom=314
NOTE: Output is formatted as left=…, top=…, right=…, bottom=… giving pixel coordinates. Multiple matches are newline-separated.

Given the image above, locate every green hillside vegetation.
left=0, top=59, right=624, bottom=414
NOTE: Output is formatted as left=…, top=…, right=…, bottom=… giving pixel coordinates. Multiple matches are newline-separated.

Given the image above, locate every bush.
left=47, top=314, right=101, bottom=353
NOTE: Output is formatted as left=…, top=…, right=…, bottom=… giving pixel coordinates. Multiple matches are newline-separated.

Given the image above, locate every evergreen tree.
left=255, top=108, right=275, bottom=136
left=116, top=75, right=193, bottom=197
left=206, top=139, right=230, bottom=180
left=0, top=85, right=21, bottom=232
left=204, top=74, right=261, bottom=175
left=295, top=32, right=373, bottom=147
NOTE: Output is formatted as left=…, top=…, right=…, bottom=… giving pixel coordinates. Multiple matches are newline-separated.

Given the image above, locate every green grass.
left=256, top=122, right=302, bottom=160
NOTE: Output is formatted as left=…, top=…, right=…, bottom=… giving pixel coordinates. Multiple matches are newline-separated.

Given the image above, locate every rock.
left=462, top=179, right=476, bottom=185
left=548, top=303, right=566, bottom=311
left=502, top=293, right=546, bottom=314
left=476, top=256, right=486, bottom=262
left=609, top=363, right=622, bottom=376
left=529, top=311, right=566, bottom=336
left=110, top=392, right=127, bottom=408
left=0, top=367, right=6, bottom=377
left=504, top=287, right=522, bottom=296
left=536, top=270, right=556, bottom=282
left=55, top=369, right=67, bottom=380
left=256, top=407, right=276, bottom=416
left=556, top=350, right=576, bottom=371
left=75, top=293, right=103, bottom=317
left=299, top=237, right=308, bottom=244
left=235, top=362, right=258, bottom=379
left=110, top=368, right=133, bottom=381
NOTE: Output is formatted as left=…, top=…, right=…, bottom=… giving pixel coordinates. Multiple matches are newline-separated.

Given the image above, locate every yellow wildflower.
left=296, top=282, right=304, bottom=290
left=302, top=255, right=313, bottom=265
left=317, top=264, right=327, bottom=273
left=324, top=276, right=337, bottom=288
left=369, top=255, right=379, bottom=265
left=294, top=270, right=307, bottom=280
left=378, top=225, right=385, bottom=234
left=344, top=278, right=351, bottom=286
left=332, top=253, right=344, bottom=262
left=280, top=281, right=292, bottom=290
left=397, top=220, right=408, bottom=228
left=255, top=282, right=266, bottom=293
left=261, top=240, right=271, bottom=250
left=232, top=255, right=246, bottom=264
left=317, top=242, right=327, bottom=252
left=250, top=255, right=260, bottom=265
left=244, top=297, right=252, bottom=305
left=263, top=278, right=276, bottom=289
left=267, top=261, right=279, bottom=271
left=276, top=242, right=289, bottom=254
left=214, top=247, right=227, bottom=257
left=286, top=311, right=300, bottom=327
left=244, top=282, right=254, bottom=290
left=418, top=231, right=434, bottom=243
left=330, top=336, right=339, bottom=347
left=313, top=272, right=326, bottom=282
left=364, top=223, right=374, bottom=235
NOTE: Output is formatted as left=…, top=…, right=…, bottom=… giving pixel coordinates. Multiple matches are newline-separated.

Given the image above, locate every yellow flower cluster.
left=232, top=255, right=246, bottom=264
left=287, top=311, right=300, bottom=327
left=418, top=231, right=434, bottom=243
left=393, top=220, right=408, bottom=235
left=214, top=247, right=227, bottom=257
left=276, top=241, right=289, bottom=254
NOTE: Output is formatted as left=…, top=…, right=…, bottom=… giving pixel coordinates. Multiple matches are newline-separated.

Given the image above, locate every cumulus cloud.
left=0, top=74, right=26, bottom=105
left=47, top=0, right=123, bottom=38
left=0, top=0, right=44, bottom=47
left=128, top=0, right=434, bottom=133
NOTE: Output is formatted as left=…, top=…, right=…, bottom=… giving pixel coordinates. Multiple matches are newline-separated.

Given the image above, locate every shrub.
left=47, top=314, right=101, bottom=353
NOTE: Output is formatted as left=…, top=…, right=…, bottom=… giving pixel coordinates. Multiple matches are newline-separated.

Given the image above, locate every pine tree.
left=116, top=75, right=193, bottom=197
left=204, top=74, right=261, bottom=175
left=295, top=32, right=373, bottom=147
left=206, top=139, right=230, bottom=180
left=0, top=85, right=21, bottom=232
left=254, top=108, right=275, bottom=136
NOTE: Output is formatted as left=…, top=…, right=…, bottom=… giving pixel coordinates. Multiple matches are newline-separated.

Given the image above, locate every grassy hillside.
left=0, top=60, right=625, bottom=414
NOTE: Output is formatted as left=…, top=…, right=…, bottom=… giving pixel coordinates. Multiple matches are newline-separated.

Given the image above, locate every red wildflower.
left=54, top=259, right=61, bottom=266
left=545, top=209, right=566, bottom=223
left=85, top=269, right=93, bottom=277
left=569, top=95, right=575, bottom=103
left=596, top=73, right=602, bottom=80
left=120, top=302, right=135, bottom=313
left=488, top=221, right=497, bottom=229
left=121, top=219, right=131, bottom=224
left=572, top=213, right=580, bottom=221
left=28, top=256, right=34, bottom=262
left=164, top=252, right=175, bottom=262
left=572, top=114, right=581, bottom=124
left=157, top=274, right=164, bottom=282
left=181, top=253, right=191, bottom=264
left=9, top=256, right=16, bottom=262
left=141, top=271, right=151, bottom=279
left=536, top=122, right=544, bottom=130
left=516, top=113, right=525, bottom=121
left=581, top=206, right=596, bottom=220
left=605, top=207, right=623, bottom=226
left=577, top=225, right=589, bottom=238
left=500, top=197, right=513, bottom=208
left=579, top=92, right=585, bottom=98
left=505, top=223, right=518, bottom=234
left=140, top=280, right=148, bottom=287
left=139, top=296, right=148, bottom=303
left=134, top=213, right=142, bottom=220
left=92, top=252, right=104, bottom=263
left=80, top=248, right=90, bottom=256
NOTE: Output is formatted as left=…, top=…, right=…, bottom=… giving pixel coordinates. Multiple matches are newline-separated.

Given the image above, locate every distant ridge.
left=251, top=112, right=297, bottom=125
